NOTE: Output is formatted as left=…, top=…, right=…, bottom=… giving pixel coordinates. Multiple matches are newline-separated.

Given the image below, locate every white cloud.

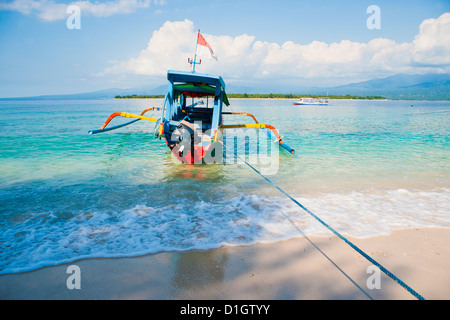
left=0, top=0, right=164, bottom=21
left=102, top=19, right=194, bottom=79
left=412, top=12, right=450, bottom=66
left=103, top=13, right=450, bottom=85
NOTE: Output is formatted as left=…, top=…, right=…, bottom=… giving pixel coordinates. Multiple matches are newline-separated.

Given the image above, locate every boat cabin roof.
left=167, top=70, right=229, bottom=106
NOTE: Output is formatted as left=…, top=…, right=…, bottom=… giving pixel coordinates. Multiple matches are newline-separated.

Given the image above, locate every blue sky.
left=0, top=0, right=449, bottom=97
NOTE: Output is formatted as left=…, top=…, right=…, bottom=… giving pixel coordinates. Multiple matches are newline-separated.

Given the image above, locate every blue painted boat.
left=89, top=33, right=294, bottom=163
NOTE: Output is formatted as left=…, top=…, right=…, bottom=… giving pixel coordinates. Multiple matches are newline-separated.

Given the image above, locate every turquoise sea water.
left=0, top=98, right=449, bottom=274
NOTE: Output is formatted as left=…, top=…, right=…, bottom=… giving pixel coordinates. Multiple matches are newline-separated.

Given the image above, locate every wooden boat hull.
left=167, top=129, right=223, bottom=164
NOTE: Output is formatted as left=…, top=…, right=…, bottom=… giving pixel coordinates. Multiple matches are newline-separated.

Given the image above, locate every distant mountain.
left=1, top=73, right=449, bottom=101
left=327, top=73, right=450, bottom=100
left=0, top=88, right=123, bottom=100
left=0, top=85, right=167, bottom=101
left=228, top=73, right=450, bottom=100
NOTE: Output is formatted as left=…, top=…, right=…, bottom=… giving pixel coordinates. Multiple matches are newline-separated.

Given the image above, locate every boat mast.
left=188, top=29, right=202, bottom=73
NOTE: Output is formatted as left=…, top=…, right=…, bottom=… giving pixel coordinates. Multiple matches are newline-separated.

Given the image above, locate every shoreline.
left=114, top=95, right=387, bottom=100
left=0, top=227, right=448, bottom=300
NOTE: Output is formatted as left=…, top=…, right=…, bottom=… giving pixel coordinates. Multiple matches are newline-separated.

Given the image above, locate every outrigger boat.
left=89, top=32, right=294, bottom=164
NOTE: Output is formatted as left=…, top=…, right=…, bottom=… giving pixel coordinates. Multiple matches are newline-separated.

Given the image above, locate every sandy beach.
left=0, top=227, right=448, bottom=300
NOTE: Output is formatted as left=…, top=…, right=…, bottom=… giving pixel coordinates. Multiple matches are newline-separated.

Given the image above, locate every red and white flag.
left=197, top=31, right=218, bottom=61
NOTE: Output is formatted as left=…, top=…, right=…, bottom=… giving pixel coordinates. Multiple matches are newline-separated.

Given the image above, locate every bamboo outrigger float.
left=89, top=32, right=294, bottom=164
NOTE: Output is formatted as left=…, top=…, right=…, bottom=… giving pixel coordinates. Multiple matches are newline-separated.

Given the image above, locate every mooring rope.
left=229, top=148, right=425, bottom=300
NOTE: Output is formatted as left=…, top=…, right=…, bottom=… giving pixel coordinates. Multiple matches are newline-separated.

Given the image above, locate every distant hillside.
left=328, top=73, right=450, bottom=100
left=0, top=85, right=167, bottom=101
left=1, top=73, right=449, bottom=101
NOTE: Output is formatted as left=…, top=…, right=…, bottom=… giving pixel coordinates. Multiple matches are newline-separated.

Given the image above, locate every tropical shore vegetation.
left=115, top=93, right=386, bottom=100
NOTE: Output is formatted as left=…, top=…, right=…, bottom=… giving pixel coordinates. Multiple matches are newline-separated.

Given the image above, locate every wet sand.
left=0, top=227, right=448, bottom=300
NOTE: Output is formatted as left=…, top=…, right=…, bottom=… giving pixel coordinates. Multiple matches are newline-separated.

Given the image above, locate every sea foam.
left=1, top=188, right=449, bottom=274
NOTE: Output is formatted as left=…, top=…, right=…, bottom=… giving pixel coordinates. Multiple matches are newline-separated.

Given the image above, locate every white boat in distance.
left=292, top=97, right=329, bottom=105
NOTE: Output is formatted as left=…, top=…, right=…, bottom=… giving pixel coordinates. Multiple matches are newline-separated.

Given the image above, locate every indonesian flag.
left=197, top=31, right=218, bottom=61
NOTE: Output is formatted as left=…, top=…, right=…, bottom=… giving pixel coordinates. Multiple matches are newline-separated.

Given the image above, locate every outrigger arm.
left=180, top=109, right=295, bottom=154
left=89, top=107, right=294, bottom=155
left=88, top=107, right=162, bottom=135
left=220, top=112, right=295, bottom=154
